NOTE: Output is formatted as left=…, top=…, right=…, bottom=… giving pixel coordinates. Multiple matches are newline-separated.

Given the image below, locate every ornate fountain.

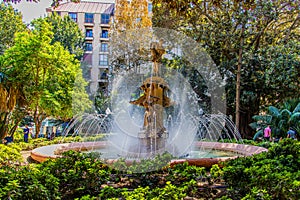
left=30, top=29, right=268, bottom=170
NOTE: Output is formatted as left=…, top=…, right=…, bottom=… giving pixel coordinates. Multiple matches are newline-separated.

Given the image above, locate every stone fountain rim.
left=30, top=141, right=268, bottom=167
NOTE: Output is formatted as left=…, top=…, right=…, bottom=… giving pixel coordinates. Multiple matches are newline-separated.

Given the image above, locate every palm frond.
left=249, top=122, right=259, bottom=130
left=252, top=115, right=272, bottom=124
left=293, top=103, right=300, bottom=113
left=278, top=119, right=288, bottom=131
left=289, top=112, right=300, bottom=124
left=268, top=106, right=280, bottom=117
left=280, top=109, right=292, bottom=119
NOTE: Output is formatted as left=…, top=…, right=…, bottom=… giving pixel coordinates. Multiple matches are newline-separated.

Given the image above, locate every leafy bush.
left=110, top=152, right=174, bottom=173
left=121, top=182, right=187, bottom=200
left=166, top=162, right=206, bottom=185
left=39, top=150, right=111, bottom=199
left=223, top=139, right=300, bottom=199
left=0, top=165, right=60, bottom=199
left=98, top=186, right=127, bottom=199
left=0, top=144, right=23, bottom=166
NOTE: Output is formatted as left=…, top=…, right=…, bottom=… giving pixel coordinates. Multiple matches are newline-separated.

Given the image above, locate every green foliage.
left=111, top=152, right=174, bottom=173
left=72, top=72, right=92, bottom=115
left=153, top=0, right=300, bottom=137
left=250, top=99, right=300, bottom=138
left=241, top=187, right=271, bottom=200
left=46, top=12, right=84, bottom=60
left=1, top=17, right=90, bottom=136
left=223, top=139, right=300, bottom=199
left=0, top=165, right=60, bottom=199
left=122, top=186, right=151, bottom=200
left=94, top=91, right=111, bottom=114
left=0, top=2, right=26, bottom=54
left=150, top=181, right=187, bottom=200
left=166, top=162, right=206, bottom=185
left=0, top=3, right=27, bottom=139
left=0, top=144, right=23, bottom=166
left=1, top=137, right=299, bottom=199
left=162, top=55, right=211, bottom=113
left=99, top=186, right=127, bottom=199
left=9, top=134, right=106, bottom=151
left=121, top=182, right=187, bottom=200
left=39, top=151, right=111, bottom=199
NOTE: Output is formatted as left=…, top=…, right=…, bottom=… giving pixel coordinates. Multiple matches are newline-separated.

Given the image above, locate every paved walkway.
left=21, top=151, right=32, bottom=164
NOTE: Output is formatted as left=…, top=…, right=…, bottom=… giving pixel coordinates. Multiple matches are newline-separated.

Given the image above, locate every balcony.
left=100, top=23, right=110, bottom=28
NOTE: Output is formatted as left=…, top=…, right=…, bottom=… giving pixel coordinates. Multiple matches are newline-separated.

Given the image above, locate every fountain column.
left=129, top=41, right=173, bottom=155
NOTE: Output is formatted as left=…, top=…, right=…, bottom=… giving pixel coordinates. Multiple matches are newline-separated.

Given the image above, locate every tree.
left=0, top=3, right=27, bottom=139
left=111, top=0, right=152, bottom=74
left=46, top=13, right=84, bottom=60
left=0, top=2, right=26, bottom=55
left=1, top=19, right=91, bottom=139
left=152, top=0, right=300, bottom=137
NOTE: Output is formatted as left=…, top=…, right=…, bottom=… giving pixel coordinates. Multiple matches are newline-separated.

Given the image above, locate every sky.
left=12, top=0, right=53, bottom=24
left=10, top=0, right=115, bottom=24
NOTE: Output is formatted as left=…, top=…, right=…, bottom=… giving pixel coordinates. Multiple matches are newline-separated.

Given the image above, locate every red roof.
left=48, top=1, right=114, bottom=14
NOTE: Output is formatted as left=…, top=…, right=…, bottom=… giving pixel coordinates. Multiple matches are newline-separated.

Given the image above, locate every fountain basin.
left=30, top=141, right=267, bottom=167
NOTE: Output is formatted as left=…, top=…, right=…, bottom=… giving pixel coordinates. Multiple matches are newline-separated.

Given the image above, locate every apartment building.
left=46, top=1, right=115, bottom=95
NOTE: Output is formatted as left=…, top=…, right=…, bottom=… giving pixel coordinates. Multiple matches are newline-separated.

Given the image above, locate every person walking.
left=287, top=127, right=297, bottom=140
left=23, top=124, right=30, bottom=143
left=263, top=125, right=272, bottom=141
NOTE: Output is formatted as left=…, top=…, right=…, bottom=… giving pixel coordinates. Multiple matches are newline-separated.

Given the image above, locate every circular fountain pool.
left=31, top=141, right=267, bottom=168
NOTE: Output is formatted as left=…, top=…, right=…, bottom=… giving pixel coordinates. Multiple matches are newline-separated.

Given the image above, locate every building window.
left=101, top=30, right=108, bottom=38
left=85, top=42, right=93, bottom=51
left=68, top=12, right=77, bottom=22
left=86, top=29, right=93, bottom=37
left=100, top=43, right=108, bottom=52
left=85, top=13, right=94, bottom=23
left=101, top=14, right=110, bottom=24
left=99, top=54, right=108, bottom=66
left=99, top=68, right=108, bottom=79
left=83, top=54, right=92, bottom=66
left=148, top=3, right=153, bottom=13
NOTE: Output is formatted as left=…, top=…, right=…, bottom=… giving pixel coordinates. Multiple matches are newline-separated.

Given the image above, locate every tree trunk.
left=235, top=24, right=245, bottom=135
left=9, top=115, right=25, bottom=139
left=33, top=106, right=45, bottom=139
left=0, top=112, right=9, bottom=140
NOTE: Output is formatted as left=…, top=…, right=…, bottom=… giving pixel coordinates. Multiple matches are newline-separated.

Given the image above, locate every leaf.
left=280, top=109, right=292, bottom=119
left=289, top=112, right=300, bottom=124
left=293, top=103, right=300, bottom=113
left=268, top=106, right=280, bottom=117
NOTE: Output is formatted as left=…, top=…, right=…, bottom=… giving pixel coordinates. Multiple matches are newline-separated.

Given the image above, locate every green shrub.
left=0, top=165, right=60, bottom=200
left=121, top=182, right=187, bottom=200
left=99, top=186, right=127, bottom=199
left=149, top=181, right=187, bottom=200
left=166, top=162, right=206, bottom=185
left=0, top=144, right=23, bottom=166
left=39, top=151, right=111, bottom=199
left=223, top=139, right=300, bottom=199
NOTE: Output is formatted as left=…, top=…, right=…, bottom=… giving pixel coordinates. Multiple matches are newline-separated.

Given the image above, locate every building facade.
left=46, top=1, right=115, bottom=95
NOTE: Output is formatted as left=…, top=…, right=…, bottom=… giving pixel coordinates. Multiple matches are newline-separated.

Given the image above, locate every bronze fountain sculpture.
left=129, top=40, right=173, bottom=153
